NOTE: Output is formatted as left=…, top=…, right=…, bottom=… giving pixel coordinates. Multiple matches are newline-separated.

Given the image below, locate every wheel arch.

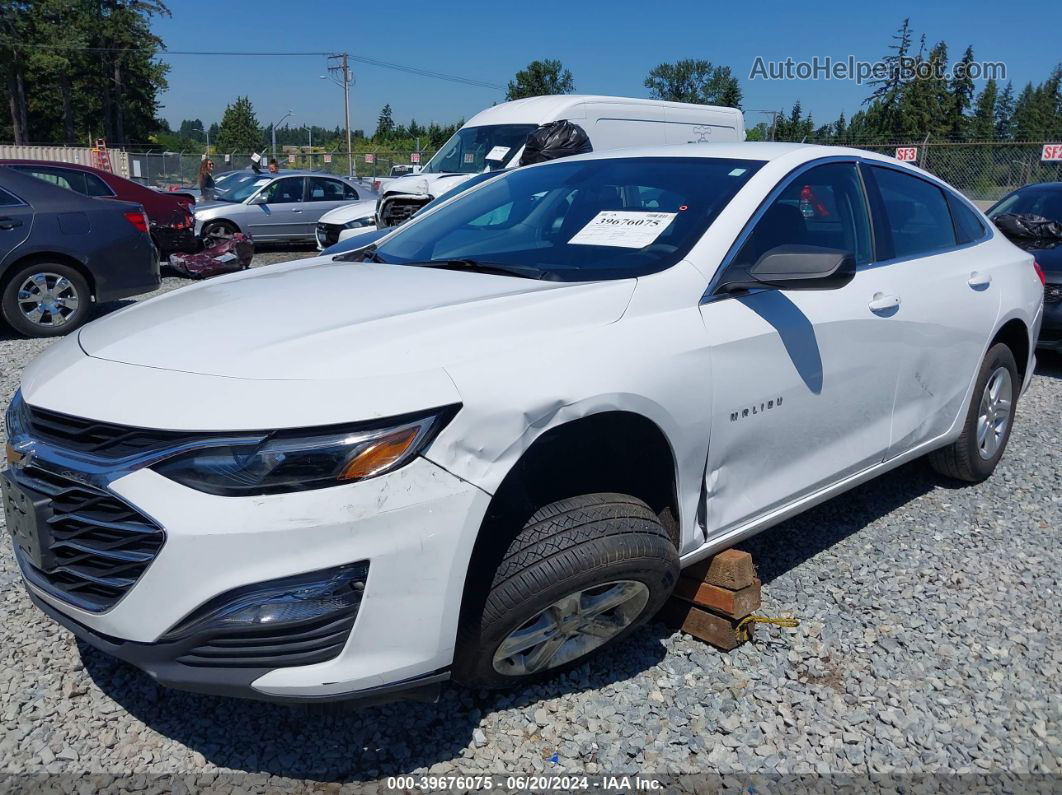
left=1, top=251, right=96, bottom=299
left=990, top=316, right=1031, bottom=383
left=457, top=409, right=681, bottom=627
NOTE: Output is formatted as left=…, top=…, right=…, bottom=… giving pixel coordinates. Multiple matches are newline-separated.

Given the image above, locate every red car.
left=0, top=159, right=197, bottom=256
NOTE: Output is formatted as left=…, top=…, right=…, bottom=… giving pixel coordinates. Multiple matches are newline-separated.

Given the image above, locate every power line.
left=0, top=39, right=505, bottom=91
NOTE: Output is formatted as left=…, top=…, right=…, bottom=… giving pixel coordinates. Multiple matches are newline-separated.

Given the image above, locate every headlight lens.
left=343, top=217, right=374, bottom=229
left=5, top=390, right=29, bottom=442
left=152, top=408, right=455, bottom=496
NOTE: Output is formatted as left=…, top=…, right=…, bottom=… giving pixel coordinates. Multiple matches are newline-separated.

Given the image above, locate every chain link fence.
left=125, top=150, right=439, bottom=191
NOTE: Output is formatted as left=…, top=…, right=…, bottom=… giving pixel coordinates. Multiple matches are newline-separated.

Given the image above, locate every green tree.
left=644, top=59, right=742, bottom=108
left=374, top=104, right=395, bottom=140
left=506, top=59, right=574, bottom=101
left=946, top=45, right=976, bottom=138
left=970, top=79, right=998, bottom=140
left=995, top=81, right=1015, bottom=139
left=215, top=96, right=261, bottom=152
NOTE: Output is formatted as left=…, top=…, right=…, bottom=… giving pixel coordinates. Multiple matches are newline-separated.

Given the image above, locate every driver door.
left=246, top=177, right=306, bottom=240
left=697, top=161, right=906, bottom=537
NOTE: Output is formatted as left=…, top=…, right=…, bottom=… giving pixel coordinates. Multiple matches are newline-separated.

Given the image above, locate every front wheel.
left=453, top=493, right=678, bottom=689
left=929, top=342, right=1019, bottom=482
left=1, top=263, right=91, bottom=337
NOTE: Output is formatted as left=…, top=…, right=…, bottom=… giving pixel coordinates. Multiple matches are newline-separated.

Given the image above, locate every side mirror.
left=248, top=193, right=267, bottom=205
left=720, top=244, right=856, bottom=292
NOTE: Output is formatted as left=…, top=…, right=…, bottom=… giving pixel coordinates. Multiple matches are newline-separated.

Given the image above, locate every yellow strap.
left=736, top=614, right=800, bottom=642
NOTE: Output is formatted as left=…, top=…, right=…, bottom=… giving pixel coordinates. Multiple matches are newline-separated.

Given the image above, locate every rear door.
left=303, top=177, right=360, bottom=235
left=0, top=186, right=34, bottom=263
left=245, top=176, right=306, bottom=240
left=861, top=164, right=1001, bottom=455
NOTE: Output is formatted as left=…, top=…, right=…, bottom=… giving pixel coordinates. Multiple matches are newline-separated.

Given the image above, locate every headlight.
left=5, top=392, right=30, bottom=463
left=343, top=217, right=374, bottom=229
left=152, top=407, right=456, bottom=496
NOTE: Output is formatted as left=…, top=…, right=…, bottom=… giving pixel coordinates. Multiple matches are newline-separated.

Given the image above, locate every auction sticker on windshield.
left=568, top=211, right=676, bottom=248
left=485, top=145, right=511, bottom=162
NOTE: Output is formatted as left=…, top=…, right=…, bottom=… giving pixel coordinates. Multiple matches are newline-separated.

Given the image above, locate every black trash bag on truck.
left=519, top=120, right=592, bottom=166
left=993, top=212, right=1062, bottom=241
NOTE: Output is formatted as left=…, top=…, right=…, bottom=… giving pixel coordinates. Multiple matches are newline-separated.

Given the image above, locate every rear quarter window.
left=870, top=166, right=957, bottom=259
left=946, top=192, right=987, bottom=244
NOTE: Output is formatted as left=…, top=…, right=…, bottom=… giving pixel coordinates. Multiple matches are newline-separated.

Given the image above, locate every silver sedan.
left=194, top=171, right=375, bottom=242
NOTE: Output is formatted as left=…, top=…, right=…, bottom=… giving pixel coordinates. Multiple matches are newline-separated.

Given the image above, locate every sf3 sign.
left=1042, top=144, right=1062, bottom=161
left=895, top=147, right=918, bottom=162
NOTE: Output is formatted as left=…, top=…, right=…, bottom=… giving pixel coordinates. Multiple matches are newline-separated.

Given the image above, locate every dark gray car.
left=0, top=166, right=159, bottom=337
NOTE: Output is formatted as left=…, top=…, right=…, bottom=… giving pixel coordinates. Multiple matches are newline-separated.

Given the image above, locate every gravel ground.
left=0, top=248, right=1059, bottom=787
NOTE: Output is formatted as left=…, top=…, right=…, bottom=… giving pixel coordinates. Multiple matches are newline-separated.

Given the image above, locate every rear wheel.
left=929, top=342, right=1019, bottom=482
left=1, top=262, right=91, bottom=337
left=453, top=493, right=678, bottom=689
left=200, top=220, right=237, bottom=242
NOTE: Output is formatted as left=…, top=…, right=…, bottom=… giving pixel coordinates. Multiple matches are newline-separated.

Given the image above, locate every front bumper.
left=14, top=455, right=490, bottom=702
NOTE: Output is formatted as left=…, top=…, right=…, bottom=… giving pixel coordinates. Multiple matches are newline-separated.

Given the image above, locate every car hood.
left=383, top=172, right=477, bottom=198
left=193, top=200, right=239, bottom=215
left=319, top=199, right=378, bottom=224
left=77, top=258, right=636, bottom=381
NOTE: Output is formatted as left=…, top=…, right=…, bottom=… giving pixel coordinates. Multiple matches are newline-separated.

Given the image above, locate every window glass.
left=0, top=187, right=22, bottom=206
left=988, top=188, right=1062, bottom=224
left=871, top=166, right=956, bottom=258
left=14, top=166, right=85, bottom=194
left=947, top=192, right=986, bottom=245
left=732, top=162, right=872, bottom=270
left=342, top=182, right=359, bottom=200
left=262, top=177, right=304, bottom=204
left=420, top=124, right=538, bottom=174
left=372, top=157, right=763, bottom=281
left=307, top=177, right=346, bottom=202
left=83, top=172, right=114, bottom=197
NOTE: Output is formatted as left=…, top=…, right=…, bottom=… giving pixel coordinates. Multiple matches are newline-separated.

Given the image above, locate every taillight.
left=123, top=210, right=149, bottom=234
left=1034, top=260, right=1046, bottom=285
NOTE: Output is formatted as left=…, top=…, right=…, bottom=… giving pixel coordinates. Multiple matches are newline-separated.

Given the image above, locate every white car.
left=315, top=198, right=377, bottom=250
left=4, top=143, right=1044, bottom=704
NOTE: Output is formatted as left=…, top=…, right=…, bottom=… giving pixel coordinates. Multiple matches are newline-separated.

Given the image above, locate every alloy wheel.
left=976, top=366, right=1013, bottom=460
left=492, top=580, right=650, bottom=676
left=16, top=272, right=81, bottom=329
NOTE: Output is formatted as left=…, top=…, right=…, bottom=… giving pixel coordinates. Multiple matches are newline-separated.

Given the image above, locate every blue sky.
left=154, top=0, right=1059, bottom=136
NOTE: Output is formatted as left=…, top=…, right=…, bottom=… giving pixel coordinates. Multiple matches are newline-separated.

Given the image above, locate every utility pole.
left=328, top=53, right=354, bottom=177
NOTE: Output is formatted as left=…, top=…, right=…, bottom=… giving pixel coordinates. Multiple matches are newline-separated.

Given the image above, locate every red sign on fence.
left=1042, top=144, right=1062, bottom=161
left=287, top=154, right=296, bottom=163
left=410, top=152, right=420, bottom=164
left=364, top=153, right=375, bottom=164
left=895, top=147, right=918, bottom=162
left=323, top=153, right=332, bottom=163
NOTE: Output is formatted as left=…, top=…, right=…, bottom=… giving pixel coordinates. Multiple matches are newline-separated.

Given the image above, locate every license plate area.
left=2, top=471, right=53, bottom=570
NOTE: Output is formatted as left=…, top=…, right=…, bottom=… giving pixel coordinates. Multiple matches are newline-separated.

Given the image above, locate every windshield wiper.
left=412, top=259, right=548, bottom=280
left=335, top=245, right=387, bottom=263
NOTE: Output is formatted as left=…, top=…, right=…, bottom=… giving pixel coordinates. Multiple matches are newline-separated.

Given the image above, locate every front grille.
left=1045, top=283, right=1062, bottom=304
left=316, top=223, right=342, bottom=248
left=379, top=196, right=430, bottom=228
left=12, top=466, right=165, bottom=612
left=26, top=405, right=191, bottom=459
left=176, top=611, right=359, bottom=668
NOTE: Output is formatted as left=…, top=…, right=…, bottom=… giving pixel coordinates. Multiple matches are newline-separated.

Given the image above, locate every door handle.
left=292, top=209, right=303, bottom=213
left=869, top=293, right=901, bottom=313
left=968, top=271, right=992, bottom=289
left=0, top=217, right=22, bottom=230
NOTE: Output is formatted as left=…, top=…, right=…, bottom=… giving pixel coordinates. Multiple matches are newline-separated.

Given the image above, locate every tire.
left=453, top=493, right=679, bottom=689
left=929, top=342, right=1019, bottom=482
left=200, top=220, right=237, bottom=241
left=1, top=262, right=91, bottom=337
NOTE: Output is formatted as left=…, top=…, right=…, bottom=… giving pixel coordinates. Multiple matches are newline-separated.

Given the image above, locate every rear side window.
left=946, top=192, right=987, bottom=244
left=0, top=187, right=22, bottom=206
left=82, top=172, right=114, bottom=197
left=14, top=166, right=85, bottom=194
left=732, top=162, right=873, bottom=268
left=870, top=166, right=956, bottom=259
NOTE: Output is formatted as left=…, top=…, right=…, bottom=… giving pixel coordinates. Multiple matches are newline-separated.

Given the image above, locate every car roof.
left=1012, top=182, right=1062, bottom=192
left=0, top=165, right=139, bottom=211
left=466, top=95, right=745, bottom=126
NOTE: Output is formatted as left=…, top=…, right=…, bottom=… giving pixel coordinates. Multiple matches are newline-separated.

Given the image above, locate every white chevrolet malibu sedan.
left=3, top=143, right=1044, bottom=704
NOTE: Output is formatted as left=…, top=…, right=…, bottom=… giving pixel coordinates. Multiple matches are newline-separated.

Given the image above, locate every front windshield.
left=420, top=124, right=538, bottom=174
left=371, top=157, right=763, bottom=281
left=989, top=188, right=1062, bottom=224
left=214, top=173, right=273, bottom=203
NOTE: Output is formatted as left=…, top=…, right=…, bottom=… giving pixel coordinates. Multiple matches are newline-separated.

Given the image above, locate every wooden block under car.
left=673, top=577, right=761, bottom=618
left=682, top=549, right=756, bottom=590
left=658, top=600, right=748, bottom=651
